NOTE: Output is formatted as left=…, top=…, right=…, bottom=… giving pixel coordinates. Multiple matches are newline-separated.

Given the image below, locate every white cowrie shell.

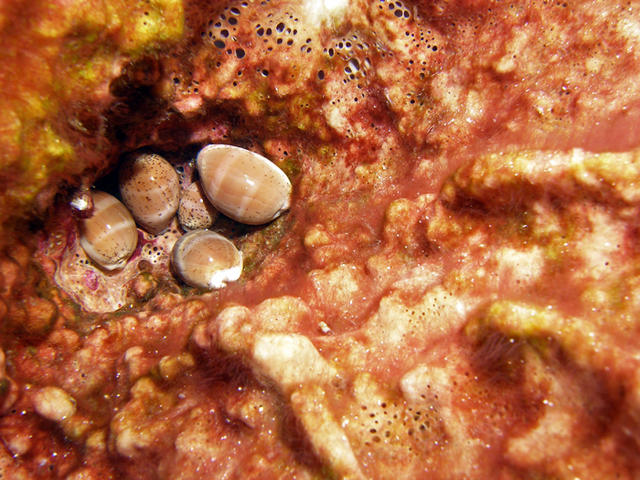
left=171, top=229, right=243, bottom=289
left=119, top=153, right=180, bottom=234
left=196, top=144, right=292, bottom=225
left=78, top=191, right=138, bottom=270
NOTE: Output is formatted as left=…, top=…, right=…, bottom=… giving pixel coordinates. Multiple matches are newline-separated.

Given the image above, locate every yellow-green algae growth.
left=0, top=0, right=185, bottom=230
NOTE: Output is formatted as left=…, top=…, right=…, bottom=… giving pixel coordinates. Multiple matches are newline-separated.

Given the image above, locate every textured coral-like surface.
left=2, top=0, right=640, bottom=478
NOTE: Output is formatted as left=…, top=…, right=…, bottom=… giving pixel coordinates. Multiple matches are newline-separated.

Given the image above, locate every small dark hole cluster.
left=351, top=397, right=444, bottom=455
left=378, top=0, right=412, bottom=19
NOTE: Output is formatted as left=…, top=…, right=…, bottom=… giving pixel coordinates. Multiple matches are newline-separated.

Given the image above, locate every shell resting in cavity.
left=178, top=181, right=218, bottom=231
left=171, top=229, right=242, bottom=289
left=119, top=153, right=180, bottom=235
left=78, top=191, right=138, bottom=270
left=196, top=144, right=292, bottom=225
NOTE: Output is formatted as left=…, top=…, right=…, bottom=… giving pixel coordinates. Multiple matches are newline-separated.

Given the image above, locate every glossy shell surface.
left=196, top=144, right=292, bottom=225
left=178, top=181, right=218, bottom=231
left=78, top=191, right=138, bottom=270
left=171, top=230, right=243, bottom=289
left=119, top=153, right=180, bottom=234
left=69, top=189, right=94, bottom=218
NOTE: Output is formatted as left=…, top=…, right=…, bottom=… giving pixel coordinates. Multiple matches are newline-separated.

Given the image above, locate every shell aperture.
left=171, top=229, right=243, bottom=289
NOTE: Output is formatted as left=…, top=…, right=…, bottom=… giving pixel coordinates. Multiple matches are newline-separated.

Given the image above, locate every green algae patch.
left=277, top=153, right=302, bottom=179
left=35, top=0, right=185, bottom=54
left=580, top=268, right=640, bottom=325
left=34, top=0, right=116, bottom=39
left=451, top=148, right=640, bottom=212
left=470, top=301, right=560, bottom=339
left=447, top=150, right=548, bottom=213
left=466, top=300, right=611, bottom=371
left=117, top=0, right=185, bottom=54
left=465, top=301, right=563, bottom=366
left=238, top=214, right=290, bottom=275
left=569, top=150, right=640, bottom=204
left=426, top=203, right=473, bottom=247
left=0, top=113, right=75, bottom=217
left=0, top=0, right=186, bottom=227
left=56, top=40, right=118, bottom=98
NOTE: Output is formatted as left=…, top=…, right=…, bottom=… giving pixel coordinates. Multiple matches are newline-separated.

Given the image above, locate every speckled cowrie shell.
left=119, top=153, right=180, bottom=234
left=178, top=181, right=218, bottom=231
